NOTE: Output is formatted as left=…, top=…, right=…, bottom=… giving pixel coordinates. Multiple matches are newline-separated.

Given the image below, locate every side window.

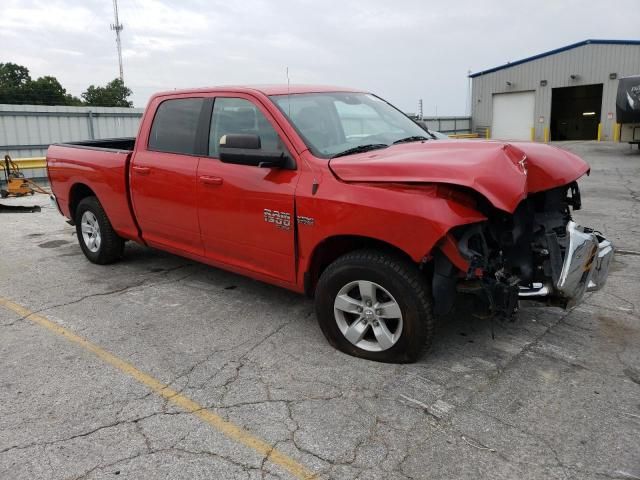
left=209, top=98, right=285, bottom=157
left=148, top=98, right=204, bottom=154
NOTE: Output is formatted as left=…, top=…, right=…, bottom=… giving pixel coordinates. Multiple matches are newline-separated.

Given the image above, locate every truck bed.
left=46, top=138, right=140, bottom=242
left=59, top=137, right=136, bottom=152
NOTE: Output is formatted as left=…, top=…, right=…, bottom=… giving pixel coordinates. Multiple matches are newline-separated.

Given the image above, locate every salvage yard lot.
left=1, top=141, right=639, bottom=479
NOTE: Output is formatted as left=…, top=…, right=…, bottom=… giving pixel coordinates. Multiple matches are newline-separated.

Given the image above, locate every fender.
left=294, top=168, right=487, bottom=288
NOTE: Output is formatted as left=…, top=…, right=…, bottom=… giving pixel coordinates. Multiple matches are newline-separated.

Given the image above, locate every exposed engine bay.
left=434, top=181, right=614, bottom=318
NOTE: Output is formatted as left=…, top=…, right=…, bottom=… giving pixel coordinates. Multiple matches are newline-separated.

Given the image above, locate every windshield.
left=269, top=92, right=429, bottom=158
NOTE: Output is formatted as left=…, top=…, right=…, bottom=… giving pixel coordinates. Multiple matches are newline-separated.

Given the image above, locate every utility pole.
left=110, top=0, right=124, bottom=82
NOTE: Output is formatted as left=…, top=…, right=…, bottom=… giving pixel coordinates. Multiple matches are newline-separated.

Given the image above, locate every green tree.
left=0, top=63, right=133, bottom=106
left=82, top=78, right=133, bottom=107
left=0, top=63, right=82, bottom=105
left=0, top=62, right=31, bottom=88
left=0, top=62, right=32, bottom=104
left=64, top=93, right=84, bottom=106
left=26, top=76, right=70, bottom=105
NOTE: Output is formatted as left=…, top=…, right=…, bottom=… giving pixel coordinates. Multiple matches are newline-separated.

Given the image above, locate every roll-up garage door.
left=491, top=91, right=535, bottom=140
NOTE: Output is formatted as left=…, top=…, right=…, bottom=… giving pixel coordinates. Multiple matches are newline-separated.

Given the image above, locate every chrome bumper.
left=519, top=221, right=614, bottom=308
left=586, top=233, right=614, bottom=293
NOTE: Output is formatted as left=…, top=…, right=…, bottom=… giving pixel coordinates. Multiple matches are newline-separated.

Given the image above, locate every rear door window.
left=148, top=98, right=204, bottom=154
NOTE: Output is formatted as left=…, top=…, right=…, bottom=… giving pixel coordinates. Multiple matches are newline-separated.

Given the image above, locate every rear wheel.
left=315, top=250, right=434, bottom=363
left=75, top=196, right=124, bottom=264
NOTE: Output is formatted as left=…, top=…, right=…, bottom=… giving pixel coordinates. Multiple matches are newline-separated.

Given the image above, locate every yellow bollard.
left=597, top=123, right=602, bottom=141
left=544, top=127, right=550, bottom=143
left=530, top=127, right=535, bottom=142
left=613, top=123, right=621, bottom=142
left=485, top=127, right=490, bottom=139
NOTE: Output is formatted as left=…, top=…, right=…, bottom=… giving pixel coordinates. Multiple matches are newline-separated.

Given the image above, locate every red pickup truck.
left=47, top=85, right=614, bottom=363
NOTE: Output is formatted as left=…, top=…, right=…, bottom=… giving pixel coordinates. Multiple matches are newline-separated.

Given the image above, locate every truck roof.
left=151, top=84, right=363, bottom=98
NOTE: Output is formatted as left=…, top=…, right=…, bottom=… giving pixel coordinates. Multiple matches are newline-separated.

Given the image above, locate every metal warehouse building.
left=470, top=39, right=640, bottom=142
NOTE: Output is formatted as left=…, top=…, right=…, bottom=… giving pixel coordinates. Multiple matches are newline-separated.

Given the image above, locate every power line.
left=110, top=0, right=124, bottom=82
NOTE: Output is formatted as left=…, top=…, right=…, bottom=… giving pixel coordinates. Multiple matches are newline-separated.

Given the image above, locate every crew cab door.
left=197, top=95, right=299, bottom=283
left=130, top=96, right=207, bottom=256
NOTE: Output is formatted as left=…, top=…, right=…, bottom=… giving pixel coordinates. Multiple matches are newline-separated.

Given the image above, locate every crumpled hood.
left=328, top=140, right=589, bottom=212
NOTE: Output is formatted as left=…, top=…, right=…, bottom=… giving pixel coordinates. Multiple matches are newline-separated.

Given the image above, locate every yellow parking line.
left=0, top=296, right=315, bottom=480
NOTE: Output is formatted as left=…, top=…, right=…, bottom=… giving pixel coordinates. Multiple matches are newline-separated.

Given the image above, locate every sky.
left=1, top=0, right=639, bottom=114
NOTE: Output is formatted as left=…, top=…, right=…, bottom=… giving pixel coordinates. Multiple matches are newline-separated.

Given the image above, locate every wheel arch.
left=68, top=183, right=97, bottom=224
left=303, top=235, right=418, bottom=296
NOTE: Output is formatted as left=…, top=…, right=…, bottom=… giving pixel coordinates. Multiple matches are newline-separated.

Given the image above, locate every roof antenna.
left=286, top=66, right=291, bottom=117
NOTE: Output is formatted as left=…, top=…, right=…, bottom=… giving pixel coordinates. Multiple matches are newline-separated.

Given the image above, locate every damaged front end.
left=434, top=182, right=614, bottom=318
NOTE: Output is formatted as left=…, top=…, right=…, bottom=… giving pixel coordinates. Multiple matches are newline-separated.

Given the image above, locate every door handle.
left=132, top=166, right=150, bottom=175
left=199, top=175, right=223, bottom=185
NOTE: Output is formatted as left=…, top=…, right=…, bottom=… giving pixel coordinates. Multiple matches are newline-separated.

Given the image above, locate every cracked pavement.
left=1, top=141, right=639, bottom=479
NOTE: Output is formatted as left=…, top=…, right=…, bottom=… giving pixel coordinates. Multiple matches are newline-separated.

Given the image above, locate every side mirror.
left=218, top=134, right=292, bottom=169
left=220, top=133, right=261, bottom=150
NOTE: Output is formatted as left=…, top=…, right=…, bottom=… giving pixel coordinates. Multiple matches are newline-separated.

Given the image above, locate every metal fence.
left=0, top=104, right=144, bottom=158
left=417, top=116, right=471, bottom=135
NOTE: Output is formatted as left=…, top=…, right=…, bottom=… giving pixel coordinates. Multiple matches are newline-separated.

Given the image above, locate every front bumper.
left=519, top=221, right=614, bottom=308
left=586, top=232, right=614, bottom=293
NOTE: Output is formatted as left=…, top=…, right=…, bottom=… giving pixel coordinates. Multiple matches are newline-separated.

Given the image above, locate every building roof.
left=469, top=39, right=640, bottom=78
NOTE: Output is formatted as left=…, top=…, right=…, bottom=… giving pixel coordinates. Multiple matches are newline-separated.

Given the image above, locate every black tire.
left=0, top=190, right=8, bottom=198
left=74, top=196, right=124, bottom=264
left=315, top=249, right=434, bottom=363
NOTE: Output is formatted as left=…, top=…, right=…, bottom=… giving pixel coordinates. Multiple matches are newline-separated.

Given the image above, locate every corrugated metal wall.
left=0, top=104, right=144, bottom=158
left=419, top=116, right=471, bottom=134
left=471, top=43, right=640, bottom=141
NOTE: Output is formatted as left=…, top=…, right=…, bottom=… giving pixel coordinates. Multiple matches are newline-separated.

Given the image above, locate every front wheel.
left=75, top=196, right=124, bottom=264
left=315, top=250, right=434, bottom=363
